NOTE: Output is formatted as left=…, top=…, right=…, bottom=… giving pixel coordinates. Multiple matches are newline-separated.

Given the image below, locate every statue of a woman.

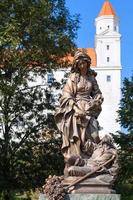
left=55, top=51, right=103, bottom=162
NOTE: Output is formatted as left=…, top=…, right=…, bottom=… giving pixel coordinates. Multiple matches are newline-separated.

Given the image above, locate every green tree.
left=118, top=76, right=133, bottom=131
left=0, top=0, right=79, bottom=198
left=113, top=75, right=133, bottom=198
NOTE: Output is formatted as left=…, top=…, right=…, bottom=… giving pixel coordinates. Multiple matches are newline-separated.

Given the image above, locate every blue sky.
left=66, top=0, right=133, bottom=81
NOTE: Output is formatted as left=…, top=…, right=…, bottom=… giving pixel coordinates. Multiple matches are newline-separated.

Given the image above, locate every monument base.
left=63, top=176, right=116, bottom=194
left=39, top=194, right=120, bottom=200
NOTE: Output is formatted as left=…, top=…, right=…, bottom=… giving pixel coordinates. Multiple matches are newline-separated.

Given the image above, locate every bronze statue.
left=55, top=51, right=103, bottom=162
left=45, top=50, right=120, bottom=195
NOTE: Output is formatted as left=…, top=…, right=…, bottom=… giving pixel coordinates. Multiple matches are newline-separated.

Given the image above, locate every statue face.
left=79, top=59, right=88, bottom=67
left=78, top=59, right=88, bottom=74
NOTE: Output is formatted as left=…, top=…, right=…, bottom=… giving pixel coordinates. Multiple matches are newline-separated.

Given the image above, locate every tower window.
left=114, top=26, right=117, bottom=31
left=107, top=75, right=111, bottom=82
left=107, top=57, right=110, bottom=62
left=100, top=27, right=102, bottom=30
left=107, top=25, right=110, bottom=29
left=107, top=45, right=109, bottom=50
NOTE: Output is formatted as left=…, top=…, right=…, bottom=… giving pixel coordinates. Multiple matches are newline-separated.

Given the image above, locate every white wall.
left=95, top=36, right=121, bottom=67
left=54, top=69, right=69, bottom=83
left=95, top=67, right=121, bottom=136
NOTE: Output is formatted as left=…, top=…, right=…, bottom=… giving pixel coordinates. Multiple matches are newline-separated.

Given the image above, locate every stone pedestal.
left=63, top=176, right=116, bottom=194
left=40, top=176, right=120, bottom=199
left=39, top=194, right=120, bottom=200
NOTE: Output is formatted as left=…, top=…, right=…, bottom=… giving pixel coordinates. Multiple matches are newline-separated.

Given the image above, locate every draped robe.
left=55, top=71, right=103, bottom=160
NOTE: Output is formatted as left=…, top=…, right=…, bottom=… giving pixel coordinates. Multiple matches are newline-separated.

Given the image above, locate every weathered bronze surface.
left=54, top=51, right=119, bottom=194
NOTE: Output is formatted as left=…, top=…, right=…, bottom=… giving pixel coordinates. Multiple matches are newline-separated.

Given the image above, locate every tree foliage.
left=0, top=0, right=79, bottom=64
left=0, top=0, right=79, bottom=196
left=118, top=76, right=133, bottom=131
left=113, top=75, right=133, bottom=197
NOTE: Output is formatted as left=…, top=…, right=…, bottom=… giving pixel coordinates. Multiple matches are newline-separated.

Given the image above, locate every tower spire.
left=98, top=0, right=116, bottom=16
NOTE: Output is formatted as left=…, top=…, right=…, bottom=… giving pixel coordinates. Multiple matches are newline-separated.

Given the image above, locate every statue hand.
left=67, top=156, right=84, bottom=167
left=97, top=166, right=108, bottom=173
left=74, top=106, right=85, bottom=117
left=74, top=157, right=85, bottom=166
left=94, top=94, right=104, bottom=104
left=69, top=99, right=75, bottom=107
left=75, top=110, right=85, bottom=117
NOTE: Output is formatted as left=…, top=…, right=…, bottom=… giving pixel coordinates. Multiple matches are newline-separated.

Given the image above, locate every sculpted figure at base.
left=67, top=135, right=119, bottom=184
left=55, top=51, right=103, bottom=162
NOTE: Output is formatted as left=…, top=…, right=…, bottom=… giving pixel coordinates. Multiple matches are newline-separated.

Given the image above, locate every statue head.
left=71, top=51, right=91, bottom=73
left=101, top=135, right=114, bottom=147
left=74, top=51, right=91, bottom=63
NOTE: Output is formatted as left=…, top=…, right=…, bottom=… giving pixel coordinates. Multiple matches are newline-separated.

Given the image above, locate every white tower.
left=94, top=0, right=122, bottom=135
